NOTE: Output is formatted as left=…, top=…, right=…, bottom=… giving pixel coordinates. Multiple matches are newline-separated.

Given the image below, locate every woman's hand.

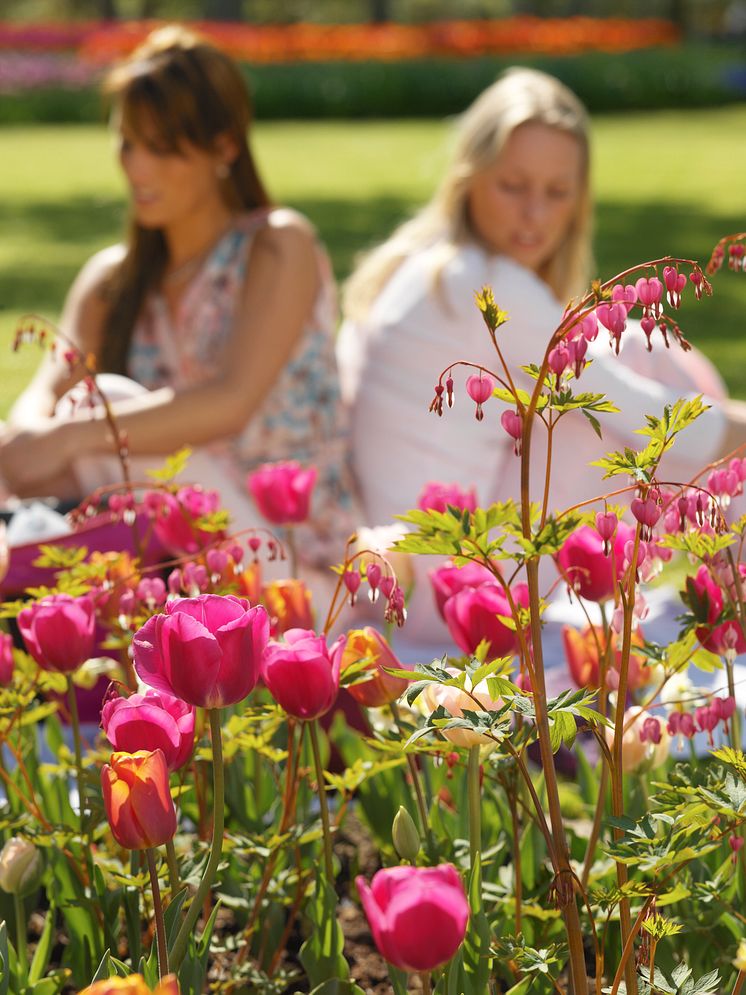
left=0, top=419, right=79, bottom=498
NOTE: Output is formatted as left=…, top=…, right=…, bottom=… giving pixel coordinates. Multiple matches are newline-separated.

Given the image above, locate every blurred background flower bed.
left=0, top=14, right=744, bottom=122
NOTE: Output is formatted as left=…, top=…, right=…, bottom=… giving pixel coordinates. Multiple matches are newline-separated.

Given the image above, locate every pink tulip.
left=429, top=560, right=498, bottom=620
left=262, top=628, right=346, bottom=720
left=132, top=594, right=269, bottom=709
left=443, top=582, right=528, bottom=660
left=356, top=864, right=469, bottom=973
left=101, top=689, right=196, bottom=771
left=0, top=633, right=14, bottom=686
left=0, top=522, right=8, bottom=586
left=555, top=522, right=635, bottom=603
left=688, top=564, right=746, bottom=657
left=247, top=461, right=317, bottom=525
left=149, top=486, right=224, bottom=555
left=17, top=593, right=96, bottom=674
left=417, top=481, right=477, bottom=515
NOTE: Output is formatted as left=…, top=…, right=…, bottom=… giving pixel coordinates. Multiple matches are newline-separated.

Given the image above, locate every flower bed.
left=1, top=238, right=746, bottom=994
left=0, top=17, right=680, bottom=64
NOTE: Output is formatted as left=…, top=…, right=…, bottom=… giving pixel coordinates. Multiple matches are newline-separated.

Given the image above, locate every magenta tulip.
left=356, top=864, right=469, bottom=973
left=429, top=560, right=498, bottom=620
left=262, top=628, right=345, bottom=720
left=149, top=486, right=224, bottom=555
left=555, top=522, right=636, bottom=603
left=132, top=594, right=269, bottom=709
left=17, top=593, right=96, bottom=674
left=0, top=633, right=13, bottom=686
left=247, top=461, right=317, bottom=525
left=443, top=582, right=529, bottom=660
left=417, top=482, right=477, bottom=515
left=101, top=689, right=196, bottom=771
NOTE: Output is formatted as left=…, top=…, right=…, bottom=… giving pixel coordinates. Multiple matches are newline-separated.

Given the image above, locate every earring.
left=216, top=162, right=230, bottom=180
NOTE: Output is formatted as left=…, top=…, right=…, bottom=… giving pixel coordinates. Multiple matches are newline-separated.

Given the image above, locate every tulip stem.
left=732, top=970, right=745, bottom=995
left=309, top=719, right=334, bottom=880
left=467, top=744, right=481, bottom=881
left=66, top=677, right=86, bottom=838
left=390, top=702, right=434, bottom=854
left=12, top=892, right=27, bottom=968
left=146, top=848, right=169, bottom=978
left=170, top=708, right=225, bottom=971
left=165, top=838, right=180, bottom=897
left=418, top=971, right=432, bottom=994
left=67, top=676, right=94, bottom=893
left=286, top=527, right=298, bottom=578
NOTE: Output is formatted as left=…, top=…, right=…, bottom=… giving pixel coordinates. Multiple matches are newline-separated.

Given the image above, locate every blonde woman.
left=0, top=25, right=356, bottom=575
left=337, top=68, right=742, bottom=656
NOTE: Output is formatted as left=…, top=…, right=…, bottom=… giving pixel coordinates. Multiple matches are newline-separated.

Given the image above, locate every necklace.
left=162, top=220, right=235, bottom=288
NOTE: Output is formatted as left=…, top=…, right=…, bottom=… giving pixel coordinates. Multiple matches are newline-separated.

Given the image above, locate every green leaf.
left=145, top=445, right=193, bottom=482
left=505, top=977, right=533, bottom=995
left=461, top=854, right=492, bottom=991
left=28, top=902, right=56, bottom=984
left=0, top=921, right=9, bottom=995
left=308, top=982, right=367, bottom=995
left=583, top=409, right=603, bottom=439
left=298, top=874, right=350, bottom=987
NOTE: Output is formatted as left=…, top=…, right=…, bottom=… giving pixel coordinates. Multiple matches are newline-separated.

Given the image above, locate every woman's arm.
left=0, top=213, right=320, bottom=492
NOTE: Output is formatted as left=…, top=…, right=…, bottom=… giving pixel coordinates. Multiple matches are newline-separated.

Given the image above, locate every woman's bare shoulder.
left=243, top=210, right=320, bottom=290
left=71, top=244, right=127, bottom=299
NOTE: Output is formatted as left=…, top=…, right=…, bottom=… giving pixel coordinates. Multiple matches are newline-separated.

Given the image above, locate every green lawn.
left=1, top=107, right=745, bottom=416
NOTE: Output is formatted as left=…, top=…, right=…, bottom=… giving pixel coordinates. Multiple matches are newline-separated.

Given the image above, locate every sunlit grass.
left=1, top=106, right=745, bottom=416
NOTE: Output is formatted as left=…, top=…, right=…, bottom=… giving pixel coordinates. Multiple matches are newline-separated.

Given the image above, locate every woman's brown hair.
left=99, top=25, right=270, bottom=374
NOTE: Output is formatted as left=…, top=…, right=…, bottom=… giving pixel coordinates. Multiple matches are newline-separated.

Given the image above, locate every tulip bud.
left=392, top=806, right=420, bottom=863
left=0, top=837, right=44, bottom=896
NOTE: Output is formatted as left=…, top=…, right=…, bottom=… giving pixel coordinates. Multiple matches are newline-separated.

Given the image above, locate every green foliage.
left=298, top=875, right=353, bottom=988
left=593, top=397, right=708, bottom=481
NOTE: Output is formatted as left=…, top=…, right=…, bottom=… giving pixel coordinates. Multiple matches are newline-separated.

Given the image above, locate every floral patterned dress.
left=127, top=210, right=357, bottom=569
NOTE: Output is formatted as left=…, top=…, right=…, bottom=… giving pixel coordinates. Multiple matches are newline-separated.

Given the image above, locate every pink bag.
left=1, top=510, right=168, bottom=597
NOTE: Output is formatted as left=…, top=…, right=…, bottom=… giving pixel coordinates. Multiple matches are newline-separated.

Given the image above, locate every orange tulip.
left=262, top=578, right=314, bottom=636
left=101, top=750, right=176, bottom=850
left=562, top=624, right=652, bottom=691
left=78, top=974, right=179, bottom=995
left=341, top=627, right=411, bottom=708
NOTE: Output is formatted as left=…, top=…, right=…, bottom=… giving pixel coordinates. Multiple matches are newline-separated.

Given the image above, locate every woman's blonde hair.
left=100, top=25, right=270, bottom=373
left=343, top=67, right=593, bottom=320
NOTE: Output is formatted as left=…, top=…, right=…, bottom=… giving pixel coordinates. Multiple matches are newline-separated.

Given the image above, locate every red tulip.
left=356, top=864, right=469, bottom=972
left=101, top=749, right=176, bottom=850
left=688, top=564, right=746, bottom=656
left=262, top=628, right=345, bottom=719
left=132, top=594, right=269, bottom=708
left=101, top=689, right=196, bottom=771
left=247, top=461, right=317, bottom=525
left=17, top=593, right=96, bottom=674
left=340, top=627, right=411, bottom=708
